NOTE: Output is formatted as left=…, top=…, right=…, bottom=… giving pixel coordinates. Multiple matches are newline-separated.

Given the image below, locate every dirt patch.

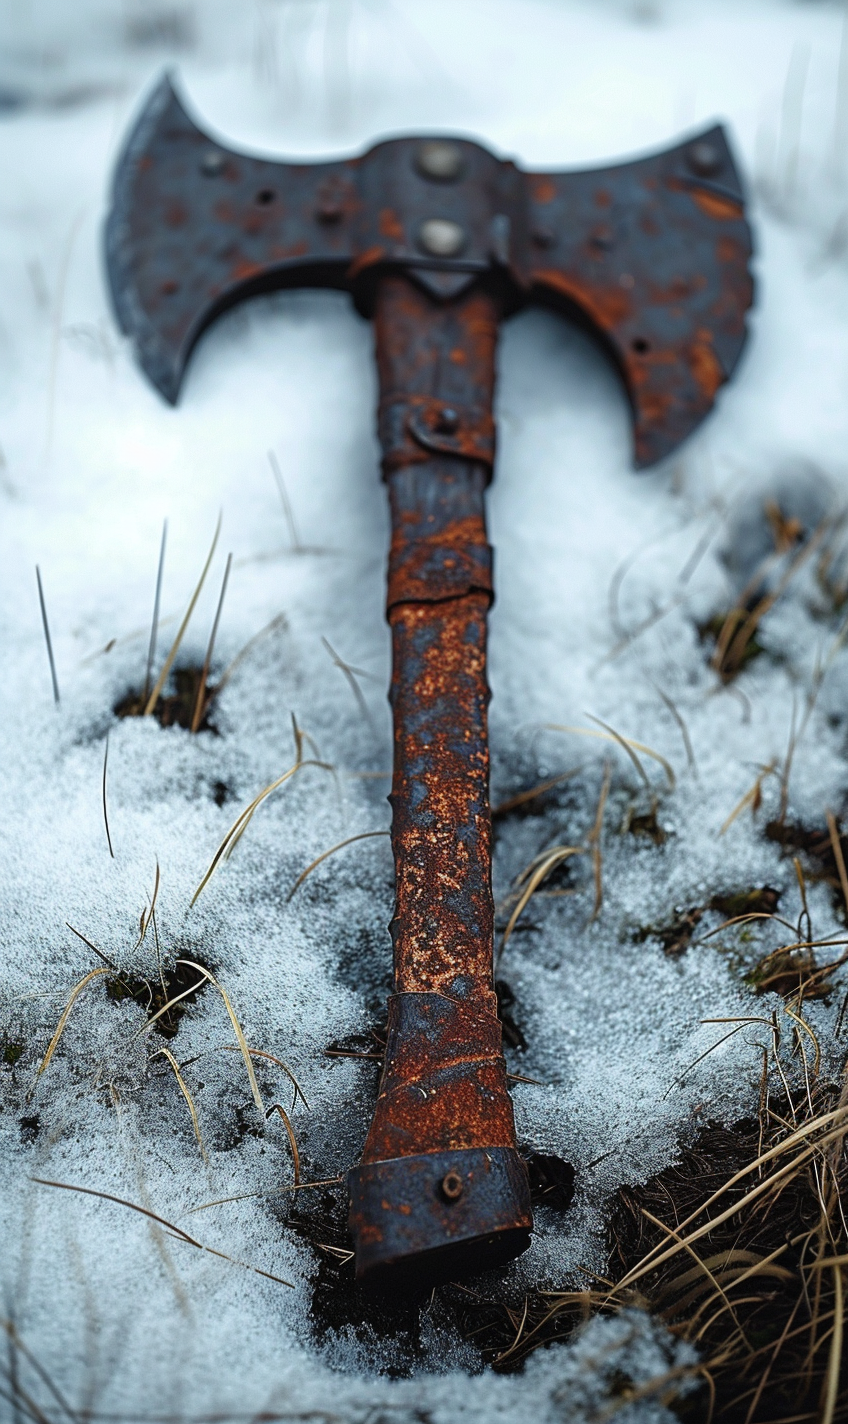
left=635, top=886, right=781, bottom=959
left=106, top=955, right=211, bottom=1039
left=115, top=665, right=220, bottom=732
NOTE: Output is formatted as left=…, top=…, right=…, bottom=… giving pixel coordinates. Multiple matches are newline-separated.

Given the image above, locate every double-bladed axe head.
left=107, top=75, right=753, bottom=467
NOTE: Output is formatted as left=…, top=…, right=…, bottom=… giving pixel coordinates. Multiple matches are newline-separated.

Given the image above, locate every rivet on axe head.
left=434, top=406, right=460, bottom=434
left=416, top=139, right=464, bottom=182
left=105, top=75, right=754, bottom=1291
left=440, top=1171, right=465, bottom=1203
left=418, top=217, right=466, bottom=257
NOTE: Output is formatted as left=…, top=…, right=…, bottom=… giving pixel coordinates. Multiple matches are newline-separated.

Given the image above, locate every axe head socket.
left=106, top=73, right=753, bottom=467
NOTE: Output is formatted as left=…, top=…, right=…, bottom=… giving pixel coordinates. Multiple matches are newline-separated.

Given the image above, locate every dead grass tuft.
left=702, top=515, right=828, bottom=683
left=456, top=1084, right=848, bottom=1421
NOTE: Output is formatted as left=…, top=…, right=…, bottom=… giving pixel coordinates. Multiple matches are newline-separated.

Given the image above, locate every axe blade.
left=107, top=77, right=753, bottom=468
left=528, top=126, right=753, bottom=467
left=105, top=75, right=359, bottom=403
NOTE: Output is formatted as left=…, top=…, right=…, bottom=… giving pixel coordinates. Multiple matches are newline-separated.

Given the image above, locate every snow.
left=2, top=0, right=848, bottom=1418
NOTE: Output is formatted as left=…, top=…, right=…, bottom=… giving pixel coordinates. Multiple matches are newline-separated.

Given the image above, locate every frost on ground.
left=2, top=0, right=848, bottom=1419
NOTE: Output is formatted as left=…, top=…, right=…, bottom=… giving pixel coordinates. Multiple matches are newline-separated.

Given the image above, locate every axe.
left=105, top=77, right=753, bottom=1288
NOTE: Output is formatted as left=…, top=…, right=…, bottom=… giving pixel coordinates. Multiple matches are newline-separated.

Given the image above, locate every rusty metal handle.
left=347, top=276, right=532, bottom=1286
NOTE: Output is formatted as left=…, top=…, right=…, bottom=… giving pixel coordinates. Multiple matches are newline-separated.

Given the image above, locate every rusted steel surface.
left=105, top=77, right=756, bottom=1288
left=525, top=127, right=752, bottom=466
left=349, top=1145, right=532, bottom=1286
left=107, top=76, right=752, bottom=465
left=345, top=278, right=531, bottom=1283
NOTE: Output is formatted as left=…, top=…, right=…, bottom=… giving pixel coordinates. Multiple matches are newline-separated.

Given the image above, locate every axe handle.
left=347, top=277, right=532, bottom=1286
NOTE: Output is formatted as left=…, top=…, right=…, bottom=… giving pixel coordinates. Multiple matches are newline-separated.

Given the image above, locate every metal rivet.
left=200, top=149, right=225, bottom=177
left=440, top=1170, right=464, bottom=1202
left=316, top=201, right=343, bottom=225
left=418, top=218, right=466, bottom=258
left=416, top=140, right=464, bottom=182
left=434, top=407, right=459, bottom=434
left=687, top=140, right=722, bottom=177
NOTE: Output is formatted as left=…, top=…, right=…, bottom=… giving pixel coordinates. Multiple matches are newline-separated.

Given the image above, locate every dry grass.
left=143, top=515, right=221, bottom=719
left=545, top=719, right=675, bottom=791
left=150, top=1045, right=208, bottom=1162
left=115, top=517, right=238, bottom=734
left=34, top=965, right=111, bottom=1080
left=497, top=757, right=630, bottom=955
left=30, top=1178, right=294, bottom=1288
left=459, top=1080, right=848, bottom=1422
left=287, top=829, right=391, bottom=901
left=464, top=859, right=848, bottom=1420
left=707, top=517, right=827, bottom=684
left=191, top=716, right=333, bottom=905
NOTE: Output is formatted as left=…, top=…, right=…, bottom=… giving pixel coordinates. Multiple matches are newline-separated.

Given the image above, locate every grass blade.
left=35, top=566, right=60, bottom=706
left=144, top=514, right=221, bottom=717
left=546, top=719, right=675, bottom=790
left=101, top=735, right=115, bottom=859
left=190, top=551, right=232, bottom=734
left=150, top=1046, right=208, bottom=1162
left=143, top=519, right=167, bottom=704
left=266, top=1102, right=300, bottom=1184
left=176, top=960, right=264, bottom=1116
left=36, top=967, right=110, bottom=1078
left=287, top=829, right=390, bottom=900
left=31, top=1178, right=293, bottom=1287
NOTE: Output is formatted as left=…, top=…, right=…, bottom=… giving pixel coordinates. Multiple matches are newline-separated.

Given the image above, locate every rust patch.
left=532, top=177, right=556, bottom=204
left=690, top=188, right=743, bottom=221
left=647, top=272, right=706, bottom=304
left=378, top=207, right=405, bottom=242
left=690, top=327, right=724, bottom=399
left=346, top=244, right=386, bottom=280
left=270, top=239, right=308, bottom=261
left=231, top=258, right=263, bottom=282
left=533, top=268, right=632, bottom=328
left=717, top=234, right=743, bottom=264
left=230, top=257, right=263, bottom=281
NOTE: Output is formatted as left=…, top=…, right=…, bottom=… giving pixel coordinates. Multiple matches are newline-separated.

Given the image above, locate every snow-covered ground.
left=3, top=1, right=848, bottom=1419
